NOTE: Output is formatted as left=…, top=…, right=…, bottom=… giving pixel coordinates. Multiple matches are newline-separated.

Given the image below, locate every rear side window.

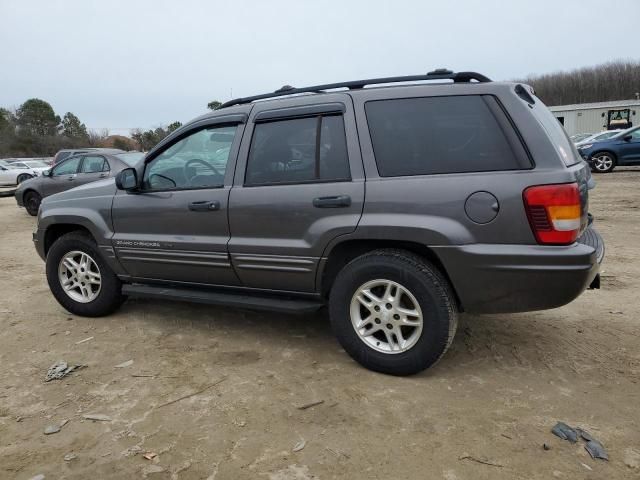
left=365, top=95, right=528, bottom=177
left=245, top=115, right=350, bottom=186
left=531, top=101, right=580, bottom=167
left=81, top=155, right=109, bottom=173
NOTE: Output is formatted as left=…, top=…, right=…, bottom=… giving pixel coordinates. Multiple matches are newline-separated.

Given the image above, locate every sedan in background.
left=15, top=151, right=143, bottom=215
left=7, top=159, right=51, bottom=176
left=578, top=126, right=640, bottom=173
left=52, top=148, right=124, bottom=165
left=0, top=160, right=35, bottom=186
left=575, top=129, right=623, bottom=147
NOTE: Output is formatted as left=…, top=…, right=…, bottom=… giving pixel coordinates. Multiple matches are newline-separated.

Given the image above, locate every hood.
left=43, top=178, right=117, bottom=205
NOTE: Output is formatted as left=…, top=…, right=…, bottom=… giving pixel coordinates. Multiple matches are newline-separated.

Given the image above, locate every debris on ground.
left=551, top=422, right=609, bottom=461
left=585, top=440, right=609, bottom=461
left=143, top=452, right=157, bottom=460
left=297, top=400, right=324, bottom=410
left=293, top=440, right=306, bottom=452
left=63, top=453, right=77, bottom=461
left=543, top=443, right=551, bottom=451
left=75, top=336, right=94, bottom=345
left=83, top=413, right=112, bottom=422
left=458, top=454, right=503, bottom=468
left=581, top=463, right=593, bottom=471
left=551, top=422, right=578, bottom=443
left=155, top=376, right=226, bottom=409
left=114, top=360, right=133, bottom=368
left=45, top=360, right=86, bottom=382
left=44, top=425, right=61, bottom=435
left=29, top=475, right=45, bottom=480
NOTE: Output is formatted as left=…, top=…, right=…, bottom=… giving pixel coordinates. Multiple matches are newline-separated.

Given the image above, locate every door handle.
left=312, top=195, right=351, bottom=208
left=67, top=175, right=76, bottom=181
left=188, top=200, right=220, bottom=211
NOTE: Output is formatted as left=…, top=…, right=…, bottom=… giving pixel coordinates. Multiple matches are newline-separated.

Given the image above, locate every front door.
left=41, top=156, right=82, bottom=197
left=228, top=96, right=365, bottom=292
left=111, top=122, right=244, bottom=286
left=618, top=128, right=640, bottom=163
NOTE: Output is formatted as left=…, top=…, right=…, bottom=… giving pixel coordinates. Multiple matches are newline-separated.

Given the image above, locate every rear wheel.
left=329, top=249, right=458, bottom=376
left=46, top=232, right=126, bottom=317
left=591, top=152, right=616, bottom=173
left=24, top=191, right=41, bottom=216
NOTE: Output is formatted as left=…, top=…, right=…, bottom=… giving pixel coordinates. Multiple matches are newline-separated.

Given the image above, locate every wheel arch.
left=44, top=224, right=94, bottom=256
left=318, top=239, right=462, bottom=310
left=591, top=149, right=618, bottom=160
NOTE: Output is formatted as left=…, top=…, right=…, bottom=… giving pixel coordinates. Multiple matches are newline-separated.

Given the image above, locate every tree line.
left=0, top=98, right=183, bottom=157
left=514, top=60, right=640, bottom=106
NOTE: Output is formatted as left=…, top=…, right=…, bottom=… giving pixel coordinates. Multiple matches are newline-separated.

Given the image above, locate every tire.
left=329, top=249, right=458, bottom=376
left=46, top=231, right=126, bottom=317
left=590, top=152, right=616, bottom=173
left=17, top=173, right=31, bottom=184
left=24, top=190, right=41, bottom=216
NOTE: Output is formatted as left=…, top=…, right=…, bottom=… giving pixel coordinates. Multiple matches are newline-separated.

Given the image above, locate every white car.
left=0, top=160, right=35, bottom=186
left=8, top=159, right=51, bottom=176
left=575, top=130, right=624, bottom=147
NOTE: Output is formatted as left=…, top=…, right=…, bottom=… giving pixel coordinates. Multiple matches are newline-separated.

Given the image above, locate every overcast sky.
left=1, top=0, right=639, bottom=134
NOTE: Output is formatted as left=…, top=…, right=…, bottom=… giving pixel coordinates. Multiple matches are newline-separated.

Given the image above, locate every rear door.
left=77, top=155, right=110, bottom=186
left=40, top=156, right=82, bottom=197
left=228, top=96, right=364, bottom=292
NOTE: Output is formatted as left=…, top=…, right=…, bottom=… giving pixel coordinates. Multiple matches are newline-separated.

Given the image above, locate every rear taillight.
left=523, top=183, right=582, bottom=245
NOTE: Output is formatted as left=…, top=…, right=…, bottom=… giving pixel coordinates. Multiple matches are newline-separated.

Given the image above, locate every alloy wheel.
left=58, top=250, right=102, bottom=303
left=350, top=279, right=423, bottom=354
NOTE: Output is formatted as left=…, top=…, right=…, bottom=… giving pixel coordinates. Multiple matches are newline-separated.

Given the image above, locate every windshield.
left=114, top=152, right=145, bottom=166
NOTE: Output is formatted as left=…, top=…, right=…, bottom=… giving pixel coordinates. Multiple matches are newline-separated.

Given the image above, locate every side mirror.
left=43, top=169, right=52, bottom=177
left=115, top=168, right=138, bottom=191
left=623, top=135, right=632, bottom=142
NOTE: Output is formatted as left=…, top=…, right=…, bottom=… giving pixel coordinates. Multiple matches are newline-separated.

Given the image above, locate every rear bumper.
left=433, top=226, right=604, bottom=314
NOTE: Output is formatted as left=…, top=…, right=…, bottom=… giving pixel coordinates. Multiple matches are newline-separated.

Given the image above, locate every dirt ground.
left=1, top=171, right=639, bottom=480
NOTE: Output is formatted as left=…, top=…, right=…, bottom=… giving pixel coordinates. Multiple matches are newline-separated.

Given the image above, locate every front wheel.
left=24, top=191, right=41, bottom=216
left=329, top=249, right=458, bottom=376
left=590, top=152, right=616, bottom=173
left=46, top=232, right=126, bottom=317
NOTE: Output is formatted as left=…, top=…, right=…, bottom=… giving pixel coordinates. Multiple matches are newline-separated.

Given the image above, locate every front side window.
left=366, top=95, right=530, bottom=176
left=143, top=125, right=237, bottom=190
left=52, top=157, right=81, bottom=176
left=81, top=155, right=109, bottom=173
left=245, top=115, right=350, bottom=186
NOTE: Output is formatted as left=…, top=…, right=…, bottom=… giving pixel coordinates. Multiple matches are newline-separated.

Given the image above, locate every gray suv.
left=33, top=70, right=604, bottom=375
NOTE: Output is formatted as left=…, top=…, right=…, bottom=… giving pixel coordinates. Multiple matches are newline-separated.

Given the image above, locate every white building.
left=549, top=99, right=640, bottom=136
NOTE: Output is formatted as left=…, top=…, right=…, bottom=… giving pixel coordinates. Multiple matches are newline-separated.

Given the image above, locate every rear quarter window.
left=531, top=101, right=581, bottom=167
left=365, top=95, right=530, bottom=177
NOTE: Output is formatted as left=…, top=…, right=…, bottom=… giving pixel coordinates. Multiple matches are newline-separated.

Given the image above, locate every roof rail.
left=219, top=69, right=491, bottom=108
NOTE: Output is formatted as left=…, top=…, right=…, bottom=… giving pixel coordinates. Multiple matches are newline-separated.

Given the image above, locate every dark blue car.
left=578, top=126, right=640, bottom=173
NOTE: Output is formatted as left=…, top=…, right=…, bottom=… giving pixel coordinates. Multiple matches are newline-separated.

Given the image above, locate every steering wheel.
left=183, top=158, right=222, bottom=185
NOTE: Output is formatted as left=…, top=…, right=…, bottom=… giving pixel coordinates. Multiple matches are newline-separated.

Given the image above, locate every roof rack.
left=219, top=69, right=492, bottom=109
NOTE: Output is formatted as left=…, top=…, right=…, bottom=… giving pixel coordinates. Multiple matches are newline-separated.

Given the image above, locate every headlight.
left=579, top=144, right=593, bottom=150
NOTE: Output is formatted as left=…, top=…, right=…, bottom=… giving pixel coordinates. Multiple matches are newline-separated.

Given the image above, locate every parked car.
left=578, top=126, right=640, bottom=173
left=0, top=160, right=35, bottom=186
left=15, top=151, right=143, bottom=215
left=574, top=129, right=623, bottom=147
left=7, top=159, right=51, bottom=176
left=52, top=148, right=124, bottom=165
left=570, top=133, right=593, bottom=143
left=33, top=69, right=604, bottom=375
